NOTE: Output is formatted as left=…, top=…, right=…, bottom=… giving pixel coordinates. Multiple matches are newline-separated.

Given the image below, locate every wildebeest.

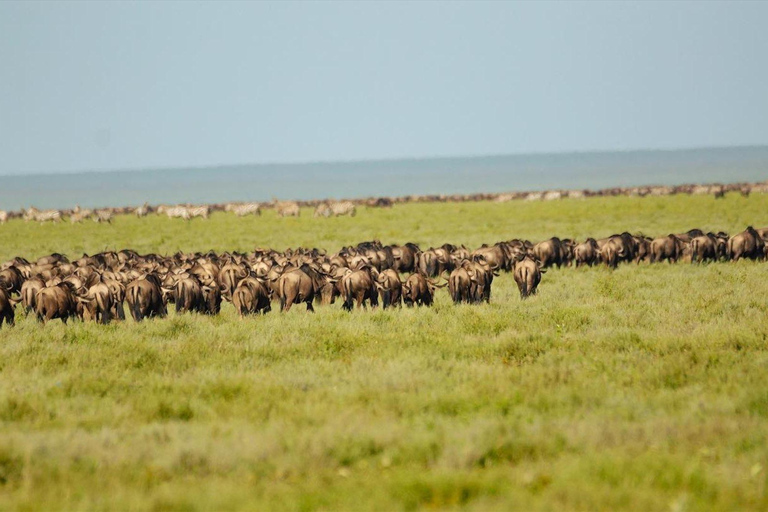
left=277, top=265, right=326, bottom=312
left=77, top=282, right=114, bottom=324
left=390, top=243, right=420, bottom=273
left=374, top=269, right=402, bottom=309
left=573, top=238, right=599, bottom=267
left=533, top=238, right=569, bottom=268
left=727, top=226, right=764, bottom=261
left=513, top=256, right=543, bottom=299
left=402, top=273, right=444, bottom=307
left=0, top=281, right=18, bottom=328
left=341, top=265, right=378, bottom=311
left=649, top=235, right=685, bottom=264
left=690, top=233, right=727, bottom=263
left=35, top=282, right=77, bottom=323
left=20, top=276, right=45, bottom=314
left=232, top=277, right=272, bottom=316
left=125, top=274, right=167, bottom=321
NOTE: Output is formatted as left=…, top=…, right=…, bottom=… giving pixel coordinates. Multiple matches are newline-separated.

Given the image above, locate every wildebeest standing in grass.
left=0, top=266, right=24, bottom=295
left=375, top=269, right=402, bottom=309
left=35, top=282, right=78, bottom=324
left=0, top=281, right=19, bottom=327
left=218, top=262, right=248, bottom=301
left=727, top=226, right=764, bottom=261
left=390, top=243, right=419, bottom=273
left=513, top=256, right=543, bottom=299
left=649, top=235, right=685, bottom=264
left=402, top=273, right=443, bottom=307
left=690, top=233, right=728, bottom=263
left=76, top=282, right=114, bottom=324
left=232, top=277, right=272, bottom=316
left=573, top=238, right=599, bottom=267
left=341, top=265, right=378, bottom=311
left=277, top=265, right=325, bottom=312
left=448, top=263, right=474, bottom=304
left=173, top=276, right=206, bottom=314
left=126, top=274, right=167, bottom=321
left=21, top=276, right=45, bottom=314
left=533, top=238, right=568, bottom=269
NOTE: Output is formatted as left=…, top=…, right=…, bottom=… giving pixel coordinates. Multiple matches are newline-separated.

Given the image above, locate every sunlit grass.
left=0, top=193, right=767, bottom=510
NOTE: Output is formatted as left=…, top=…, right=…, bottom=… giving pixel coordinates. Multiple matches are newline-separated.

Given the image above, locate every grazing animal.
left=513, top=256, right=543, bottom=299
left=275, top=201, right=300, bottom=217
left=375, top=269, right=402, bottom=309
left=125, top=274, right=167, bottom=321
left=35, top=282, right=78, bottom=323
left=402, top=273, right=443, bottom=307
left=727, top=226, right=764, bottom=261
left=0, top=285, right=17, bottom=328
left=232, top=277, right=272, bottom=316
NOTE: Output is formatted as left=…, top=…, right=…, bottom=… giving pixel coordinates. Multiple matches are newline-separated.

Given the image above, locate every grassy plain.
left=0, top=193, right=767, bottom=511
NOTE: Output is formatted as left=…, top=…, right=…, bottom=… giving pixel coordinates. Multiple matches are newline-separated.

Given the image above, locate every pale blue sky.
left=1, top=1, right=766, bottom=175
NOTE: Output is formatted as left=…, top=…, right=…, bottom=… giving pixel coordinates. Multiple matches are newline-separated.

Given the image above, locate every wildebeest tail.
left=381, top=289, right=391, bottom=309
left=521, top=268, right=530, bottom=299
left=129, top=288, right=143, bottom=321
left=449, top=275, right=459, bottom=303
left=98, top=294, right=111, bottom=324
left=690, top=238, right=699, bottom=263
left=176, top=285, right=185, bottom=313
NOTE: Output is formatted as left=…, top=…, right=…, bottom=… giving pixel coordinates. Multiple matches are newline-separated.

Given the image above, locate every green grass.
left=1, top=193, right=767, bottom=511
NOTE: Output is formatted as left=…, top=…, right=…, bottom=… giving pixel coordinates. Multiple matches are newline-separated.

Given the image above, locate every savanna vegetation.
left=1, top=193, right=767, bottom=511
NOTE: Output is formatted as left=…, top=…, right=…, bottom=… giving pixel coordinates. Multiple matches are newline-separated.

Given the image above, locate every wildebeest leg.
left=306, top=300, right=315, bottom=312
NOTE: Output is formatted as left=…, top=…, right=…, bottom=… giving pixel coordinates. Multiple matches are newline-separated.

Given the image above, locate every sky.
left=1, top=1, right=766, bottom=175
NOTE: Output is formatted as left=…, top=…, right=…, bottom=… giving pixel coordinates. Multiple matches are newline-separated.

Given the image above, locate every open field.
left=1, top=194, right=768, bottom=510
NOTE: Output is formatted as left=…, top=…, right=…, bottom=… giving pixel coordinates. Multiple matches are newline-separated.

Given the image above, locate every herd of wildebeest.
left=0, top=224, right=766, bottom=328
left=0, top=179, right=764, bottom=225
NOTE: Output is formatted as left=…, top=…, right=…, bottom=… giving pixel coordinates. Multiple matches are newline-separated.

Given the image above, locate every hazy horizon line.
left=2, top=143, right=767, bottom=179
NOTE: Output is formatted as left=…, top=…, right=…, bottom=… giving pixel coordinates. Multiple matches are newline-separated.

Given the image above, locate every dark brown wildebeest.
left=77, top=282, right=114, bottom=324
left=0, top=266, right=24, bottom=295
left=0, top=281, right=19, bottom=328
left=341, top=266, right=378, bottom=311
left=448, top=264, right=473, bottom=304
left=513, top=256, right=543, bottom=299
left=472, top=244, right=510, bottom=272
left=218, top=262, right=248, bottom=301
left=173, top=276, right=205, bottom=314
left=416, top=248, right=444, bottom=277
left=202, top=283, right=222, bottom=315
left=690, top=233, right=721, bottom=263
left=375, top=269, right=402, bottom=309
left=21, top=276, right=45, bottom=314
left=634, top=236, right=653, bottom=263
left=727, top=226, right=764, bottom=261
left=469, top=257, right=497, bottom=303
left=649, top=235, right=685, bottom=263
left=532, top=238, right=566, bottom=268
left=232, top=277, right=271, bottom=316
left=674, top=229, right=705, bottom=243
left=402, top=273, right=443, bottom=307
left=573, top=238, right=599, bottom=267
left=598, top=237, right=624, bottom=269
left=35, top=282, right=77, bottom=324
left=125, top=274, right=167, bottom=321
left=277, top=265, right=326, bottom=312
